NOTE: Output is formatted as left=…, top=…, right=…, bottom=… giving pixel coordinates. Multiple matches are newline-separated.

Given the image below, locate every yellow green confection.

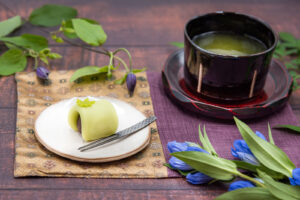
left=68, top=98, right=118, bottom=141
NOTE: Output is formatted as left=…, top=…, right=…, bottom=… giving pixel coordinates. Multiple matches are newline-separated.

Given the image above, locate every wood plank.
left=0, top=0, right=300, bottom=46
left=0, top=189, right=224, bottom=200
left=0, top=76, right=17, bottom=108
left=0, top=109, right=15, bottom=134
left=0, top=1, right=299, bottom=199
left=0, top=133, right=227, bottom=192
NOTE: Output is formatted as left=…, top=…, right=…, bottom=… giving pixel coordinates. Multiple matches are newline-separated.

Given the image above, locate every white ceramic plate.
left=35, top=96, right=150, bottom=163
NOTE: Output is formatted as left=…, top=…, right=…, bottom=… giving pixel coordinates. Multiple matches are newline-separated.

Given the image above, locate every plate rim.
left=34, top=96, right=151, bottom=163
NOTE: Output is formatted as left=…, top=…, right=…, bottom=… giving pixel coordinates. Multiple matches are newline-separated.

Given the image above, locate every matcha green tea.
left=193, top=32, right=266, bottom=56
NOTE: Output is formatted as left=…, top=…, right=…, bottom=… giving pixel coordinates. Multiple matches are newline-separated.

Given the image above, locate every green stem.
left=114, top=55, right=129, bottom=72
left=1, top=41, right=29, bottom=52
left=61, top=35, right=109, bottom=55
left=34, top=57, right=38, bottom=69
left=50, top=29, right=62, bottom=36
left=113, top=48, right=132, bottom=70
left=237, top=172, right=265, bottom=188
left=108, top=51, right=114, bottom=76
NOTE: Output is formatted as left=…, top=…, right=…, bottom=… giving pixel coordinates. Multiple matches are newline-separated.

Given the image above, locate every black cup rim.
left=184, top=11, right=278, bottom=58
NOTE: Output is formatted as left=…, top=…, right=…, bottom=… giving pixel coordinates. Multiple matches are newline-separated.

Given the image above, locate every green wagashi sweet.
left=68, top=98, right=118, bottom=141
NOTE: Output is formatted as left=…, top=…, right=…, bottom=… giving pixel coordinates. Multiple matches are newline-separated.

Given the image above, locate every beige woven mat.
left=14, top=70, right=167, bottom=178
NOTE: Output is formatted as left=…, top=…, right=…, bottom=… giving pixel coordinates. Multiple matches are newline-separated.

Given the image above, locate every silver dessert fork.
left=78, top=116, right=157, bottom=152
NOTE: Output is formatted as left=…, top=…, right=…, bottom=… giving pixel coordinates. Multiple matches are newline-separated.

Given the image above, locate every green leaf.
left=40, top=48, right=50, bottom=55
left=279, top=32, right=297, bottom=43
left=29, top=4, right=77, bottom=27
left=234, top=117, right=295, bottom=177
left=70, top=66, right=108, bottom=82
left=170, top=42, right=184, bottom=48
left=257, top=170, right=300, bottom=200
left=186, top=141, right=203, bottom=149
left=291, top=75, right=300, bottom=91
left=54, top=37, right=64, bottom=43
left=274, top=45, right=298, bottom=58
left=4, top=42, right=22, bottom=50
left=290, top=71, right=300, bottom=77
left=171, top=151, right=238, bottom=181
left=62, top=18, right=99, bottom=39
left=268, top=123, right=275, bottom=144
left=99, top=65, right=111, bottom=73
left=203, top=125, right=218, bottom=156
left=232, top=160, right=258, bottom=172
left=79, top=18, right=99, bottom=25
left=214, top=187, right=277, bottom=200
left=0, top=34, right=48, bottom=51
left=198, top=125, right=210, bottom=153
left=72, top=18, right=107, bottom=46
left=50, top=34, right=64, bottom=43
left=280, top=42, right=299, bottom=48
left=114, top=73, right=128, bottom=85
left=274, top=124, right=300, bottom=134
left=286, top=63, right=298, bottom=70
left=198, top=125, right=218, bottom=156
left=285, top=49, right=299, bottom=56
left=47, top=53, right=62, bottom=59
left=39, top=55, right=49, bottom=65
left=0, top=16, right=22, bottom=37
left=291, top=58, right=300, bottom=65
left=132, top=67, right=147, bottom=74
left=0, top=49, right=27, bottom=76
left=76, top=98, right=95, bottom=107
left=232, top=160, right=284, bottom=179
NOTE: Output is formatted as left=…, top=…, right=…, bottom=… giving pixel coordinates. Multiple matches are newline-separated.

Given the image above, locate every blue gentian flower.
left=36, top=66, right=50, bottom=79
left=126, top=73, right=136, bottom=97
left=186, top=172, right=213, bottom=185
left=167, top=141, right=188, bottom=153
left=228, top=180, right=255, bottom=191
left=255, top=131, right=267, bottom=140
left=186, top=146, right=209, bottom=153
left=168, top=142, right=209, bottom=171
left=169, top=156, right=193, bottom=171
left=231, top=131, right=266, bottom=165
left=289, top=168, right=300, bottom=186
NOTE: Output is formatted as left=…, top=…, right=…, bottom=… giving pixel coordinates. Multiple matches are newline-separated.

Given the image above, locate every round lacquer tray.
left=162, top=49, right=293, bottom=120
left=35, top=96, right=150, bottom=163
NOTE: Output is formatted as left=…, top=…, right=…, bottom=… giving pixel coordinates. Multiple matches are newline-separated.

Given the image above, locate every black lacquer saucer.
left=162, top=49, right=293, bottom=120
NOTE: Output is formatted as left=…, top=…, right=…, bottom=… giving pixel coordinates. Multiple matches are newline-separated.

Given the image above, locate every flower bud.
left=36, top=66, right=50, bottom=79
left=167, top=141, right=188, bottom=153
left=186, top=172, right=213, bottom=185
left=255, top=131, right=266, bottom=140
left=289, top=168, right=300, bottom=186
left=229, top=181, right=255, bottom=191
left=231, top=131, right=266, bottom=165
left=168, top=156, right=193, bottom=171
left=126, top=73, right=136, bottom=97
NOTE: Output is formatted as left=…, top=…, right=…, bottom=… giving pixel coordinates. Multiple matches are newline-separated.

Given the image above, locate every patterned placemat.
left=14, top=70, right=167, bottom=178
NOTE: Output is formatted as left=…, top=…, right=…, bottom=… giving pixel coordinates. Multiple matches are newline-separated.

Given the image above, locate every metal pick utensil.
left=78, top=116, right=157, bottom=152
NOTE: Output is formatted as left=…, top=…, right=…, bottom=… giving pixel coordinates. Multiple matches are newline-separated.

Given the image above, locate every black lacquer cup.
left=184, top=12, right=278, bottom=102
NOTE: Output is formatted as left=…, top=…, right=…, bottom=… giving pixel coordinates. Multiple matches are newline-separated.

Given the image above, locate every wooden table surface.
left=0, top=0, right=300, bottom=199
